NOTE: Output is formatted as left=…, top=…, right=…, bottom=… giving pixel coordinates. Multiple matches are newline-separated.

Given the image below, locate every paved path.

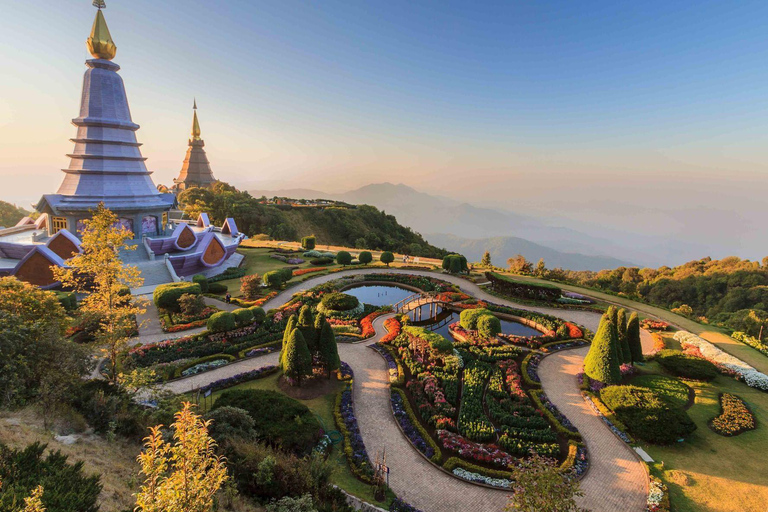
left=152, top=269, right=650, bottom=512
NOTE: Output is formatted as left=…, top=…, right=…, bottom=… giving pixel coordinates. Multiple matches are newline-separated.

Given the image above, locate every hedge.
left=208, top=282, right=228, bottom=294
left=209, top=267, right=246, bottom=283
left=207, top=311, right=237, bottom=333
left=530, top=390, right=582, bottom=440
left=301, top=235, right=316, bottom=250
left=55, top=290, right=78, bottom=311
left=656, top=349, right=718, bottom=380
left=237, top=339, right=282, bottom=359
left=390, top=387, right=442, bottom=463
left=521, top=352, right=541, bottom=388
left=249, top=306, right=266, bottom=323
left=192, top=274, right=209, bottom=293
left=262, top=270, right=285, bottom=288
left=232, top=308, right=254, bottom=327
left=477, top=314, right=501, bottom=338
left=153, top=282, right=202, bottom=310
left=486, top=272, right=561, bottom=302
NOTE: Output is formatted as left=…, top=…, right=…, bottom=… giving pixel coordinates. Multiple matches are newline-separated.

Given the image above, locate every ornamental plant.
left=336, top=251, right=352, bottom=267
left=317, top=320, right=340, bottom=378
left=240, top=274, right=261, bottom=300
left=283, top=328, right=312, bottom=387
left=583, top=315, right=621, bottom=385
left=380, top=251, right=394, bottom=267
left=626, top=312, right=643, bottom=362
left=358, top=251, right=373, bottom=264
left=301, top=235, right=315, bottom=250
left=616, top=308, right=632, bottom=364
left=709, top=393, right=756, bottom=436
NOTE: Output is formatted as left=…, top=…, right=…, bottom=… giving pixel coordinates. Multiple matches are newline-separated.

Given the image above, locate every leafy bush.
left=250, top=306, right=266, bottom=323
left=319, top=292, right=359, bottom=312
left=0, top=442, right=102, bottom=512
left=232, top=307, right=254, bottom=327
left=310, top=257, right=334, bottom=265
left=459, top=308, right=493, bottom=331
left=208, top=282, right=228, bottom=294
left=55, top=291, right=78, bottom=311
left=153, top=282, right=202, bottom=310
left=358, top=251, right=373, bottom=264
left=207, top=311, right=237, bottom=333
left=600, top=385, right=696, bottom=444
left=263, top=270, right=286, bottom=288
left=442, top=254, right=468, bottom=274
left=336, top=250, right=352, bottom=266
left=192, top=274, right=209, bottom=293
left=477, top=314, right=501, bottom=338
left=380, top=251, right=394, bottom=266
left=301, top=235, right=315, bottom=250
left=214, top=389, right=321, bottom=454
left=178, top=292, right=205, bottom=317
left=240, top=274, right=261, bottom=299
left=656, top=349, right=718, bottom=380
left=205, top=406, right=256, bottom=444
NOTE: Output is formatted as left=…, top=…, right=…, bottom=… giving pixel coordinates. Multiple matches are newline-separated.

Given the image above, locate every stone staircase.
left=134, top=260, right=174, bottom=288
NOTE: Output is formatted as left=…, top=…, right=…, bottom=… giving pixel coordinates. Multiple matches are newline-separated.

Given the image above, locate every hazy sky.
left=1, top=1, right=767, bottom=260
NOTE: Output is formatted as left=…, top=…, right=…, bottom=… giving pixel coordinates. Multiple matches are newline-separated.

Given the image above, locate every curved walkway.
left=156, top=269, right=648, bottom=512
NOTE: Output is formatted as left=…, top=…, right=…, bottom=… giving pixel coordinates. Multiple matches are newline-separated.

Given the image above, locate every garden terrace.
left=485, top=271, right=562, bottom=302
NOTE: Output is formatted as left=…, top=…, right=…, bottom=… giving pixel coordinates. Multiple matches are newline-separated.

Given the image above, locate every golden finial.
left=191, top=101, right=202, bottom=140
left=87, top=1, right=117, bottom=60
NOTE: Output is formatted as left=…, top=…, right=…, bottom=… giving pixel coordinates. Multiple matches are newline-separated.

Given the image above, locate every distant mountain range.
left=248, top=183, right=636, bottom=271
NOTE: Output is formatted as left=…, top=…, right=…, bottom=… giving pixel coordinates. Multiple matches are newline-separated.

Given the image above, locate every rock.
left=54, top=434, right=79, bottom=445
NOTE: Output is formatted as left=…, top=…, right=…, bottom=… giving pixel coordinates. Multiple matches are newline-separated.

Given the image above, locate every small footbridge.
left=394, top=292, right=454, bottom=324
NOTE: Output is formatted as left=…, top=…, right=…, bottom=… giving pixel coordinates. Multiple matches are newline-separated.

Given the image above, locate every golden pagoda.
left=172, top=101, right=218, bottom=192
left=86, top=1, right=116, bottom=60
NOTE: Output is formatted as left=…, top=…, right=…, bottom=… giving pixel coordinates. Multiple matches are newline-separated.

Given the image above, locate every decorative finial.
left=87, top=2, right=117, bottom=60
left=191, top=101, right=202, bottom=141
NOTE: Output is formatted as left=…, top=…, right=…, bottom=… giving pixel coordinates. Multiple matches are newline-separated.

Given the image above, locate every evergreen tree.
left=317, top=320, right=340, bottom=379
left=616, top=308, right=632, bottom=364
left=606, top=306, right=625, bottom=364
left=583, top=315, right=621, bottom=384
left=280, top=315, right=298, bottom=369
left=283, top=329, right=313, bottom=387
left=626, top=312, right=644, bottom=363
left=297, top=305, right=317, bottom=351
left=534, top=259, right=547, bottom=278
left=481, top=251, right=492, bottom=267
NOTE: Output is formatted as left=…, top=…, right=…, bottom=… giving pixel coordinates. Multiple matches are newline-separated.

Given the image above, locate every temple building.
left=172, top=101, right=218, bottom=192
left=0, top=2, right=244, bottom=289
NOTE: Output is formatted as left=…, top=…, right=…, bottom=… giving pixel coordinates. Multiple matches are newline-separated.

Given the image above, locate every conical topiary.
left=298, top=305, right=317, bottom=350
left=617, top=308, right=632, bottom=364
left=283, top=328, right=313, bottom=387
left=607, top=306, right=625, bottom=364
left=317, top=319, right=340, bottom=378
left=584, top=315, right=621, bottom=385
left=280, top=314, right=298, bottom=369
left=626, top=312, right=644, bottom=363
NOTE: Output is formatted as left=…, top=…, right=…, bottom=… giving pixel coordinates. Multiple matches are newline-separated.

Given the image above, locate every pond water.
left=407, top=306, right=542, bottom=338
left=344, top=284, right=415, bottom=307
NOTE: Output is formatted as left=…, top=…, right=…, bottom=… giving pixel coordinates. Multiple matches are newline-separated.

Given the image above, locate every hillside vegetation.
left=557, top=256, right=768, bottom=336
left=0, top=200, right=30, bottom=228
left=179, top=182, right=447, bottom=258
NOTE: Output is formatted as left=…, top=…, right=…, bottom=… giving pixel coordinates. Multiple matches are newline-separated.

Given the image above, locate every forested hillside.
left=179, top=182, right=447, bottom=258
left=558, top=256, right=768, bottom=336
left=0, top=200, right=30, bottom=228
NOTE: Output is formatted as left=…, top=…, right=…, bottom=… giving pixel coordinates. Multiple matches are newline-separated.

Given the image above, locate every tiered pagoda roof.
left=172, top=101, right=218, bottom=192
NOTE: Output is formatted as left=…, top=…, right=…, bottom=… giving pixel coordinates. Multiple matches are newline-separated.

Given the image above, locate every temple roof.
left=173, top=102, right=218, bottom=191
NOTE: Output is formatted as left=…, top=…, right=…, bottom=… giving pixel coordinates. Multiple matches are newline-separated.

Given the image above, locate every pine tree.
left=616, top=308, right=632, bottom=364
left=280, top=314, right=298, bottom=369
left=626, top=312, right=644, bottom=363
left=283, top=328, right=312, bottom=387
left=481, top=251, right=492, bottom=268
left=317, top=320, right=340, bottom=379
left=583, top=315, right=621, bottom=384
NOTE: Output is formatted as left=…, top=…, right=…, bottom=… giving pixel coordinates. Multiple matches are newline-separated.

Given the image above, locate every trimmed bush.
left=212, top=389, right=321, bottom=454
left=263, top=270, right=286, bottom=288
left=358, top=251, right=373, bottom=264
left=207, top=282, right=228, bottom=294
left=485, top=272, right=561, bottom=302
left=380, top=251, right=394, bottom=267
left=249, top=306, right=266, bottom=323
left=336, top=250, right=352, bottom=266
left=583, top=315, right=621, bottom=384
left=617, top=308, right=632, bottom=364
left=310, top=257, right=334, bottom=266
left=459, top=308, right=493, bottom=331
left=55, top=290, right=78, bottom=311
left=283, top=328, right=313, bottom=386
left=153, top=282, right=202, bottom=310
left=192, top=274, right=209, bottom=293
left=232, top=308, right=254, bottom=327
left=319, top=292, right=359, bottom=312
left=442, top=254, right=468, bottom=274
left=656, top=349, right=718, bottom=380
left=631, top=375, right=691, bottom=408
left=301, top=235, right=316, bottom=250
left=477, top=314, right=502, bottom=339
left=626, top=312, right=643, bottom=362
left=207, top=311, right=237, bottom=333
left=601, top=385, right=697, bottom=444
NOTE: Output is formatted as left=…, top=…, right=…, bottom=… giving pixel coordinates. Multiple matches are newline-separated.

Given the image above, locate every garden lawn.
left=636, top=361, right=768, bottom=512
left=630, top=374, right=691, bottom=409
left=198, top=372, right=391, bottom=507
left=502, top=273, right=768, bottom=375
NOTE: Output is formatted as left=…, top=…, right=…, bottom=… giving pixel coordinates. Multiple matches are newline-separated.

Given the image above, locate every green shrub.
left=310, top=257, right=334, bottom=265
left=207, top=311, right=237, bottom=332
left=442, top=254, right=468, bottom=274
left=631, top=375, right=691, bottom=408
left=430, top=337, right=454, bottom=353
left=0, top=442, right=102, bottom=512
left=656, top=349, right=718, bottom=380
left=192, top=274, right=209, bottom=293
left=477, top=314, right=501, bottom=338
left=263, top=270, right=285, bottom=288
left=336, top=251, right=352, bottom=266
left=601, top=385, right=697, bottom=444
left=208, top=282, right=228, bottom=294
left=358, top=251, right=373, bottom=264
left=301, top=235, right=316, bottom=250
left=626, top=312, right=643, bottom=362
left=153, top=282, right=202, bottom=310
left=583, top=315, right=621, bottom=384
left=213, top=389, right=321, bottom=454
left=319, top=292, right=359, bottom=311
left=250, top=306, right=266, bottom=323
left=55, top=291, right=78, bottom=311
left=380, top=251, right=394, bottom=266
left=459, top=308, right=493, bottom=330
left=232, top=307, right=254, bottom=327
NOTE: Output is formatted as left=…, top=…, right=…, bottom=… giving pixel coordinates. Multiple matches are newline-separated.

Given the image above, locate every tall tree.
left=626, top=312, right=644, bottom=363
left=507, top=254, right=533, bottom=275
left=606, top=306, right=625, bottom=365
left=53, top=203, right=145, bottom=385
left=135, top=402, right=228, bottom=512
left=297, top=305, right=317, bottom=350
left=317, top=320, right=340, bottom=379
left=480, top=251, right=492, bottom=267
left=616, top=308, right=632, bottom=364
left=280, top=314, right=298, bottom=370
left=583, top=315, right=621, bottom=384
left=534, top=258, right=547, bottom=278
left=283, top=329, right=313, bottom=387
left=506, top=453, right=587, bottom=512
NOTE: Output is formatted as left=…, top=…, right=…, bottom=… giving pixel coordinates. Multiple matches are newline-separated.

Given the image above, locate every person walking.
left=225, top=292, right=231, bottom=304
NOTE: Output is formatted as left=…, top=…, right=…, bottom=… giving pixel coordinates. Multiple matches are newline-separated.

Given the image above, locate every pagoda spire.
left=191, top=99, right=202, bottom=141
left=87, top=1, right=116, bottom=60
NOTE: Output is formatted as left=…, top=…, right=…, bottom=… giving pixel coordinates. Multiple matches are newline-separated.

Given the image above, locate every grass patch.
left=631, top=374, right=691, bottom=409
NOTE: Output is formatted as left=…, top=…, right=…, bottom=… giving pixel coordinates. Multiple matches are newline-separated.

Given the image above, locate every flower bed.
left=270, top=253, right=304, bottom=265
left=582, top=394, right=633, bottom=444
left=647, top=475, right=671, bottom=512
left=530, top=390, right=581, bottom=440
left=390, top=387, right=441, bottom=463
left=199, top=365, right=278, bottom=394
left=641, top=319, right=670, bottom=331
left=389, top=498, right=424, bottom=512
left=731, top=331, right=768, bottom=358
left=334, top=373, right=373, bottom=483
left=380, top=317, right=401, bottom=344
left=360, top=309, right=391, bottom=338
left=708, top=393, right=756, bottom=436
left=457, top=361, right=495, bottom=442
left=559, top=441, right=588, bottom=479
left=521, top=352, right=542, bottom=386
left=452, top=467, right=512, bottom=488
left=674, top=331, right=768, bottom=390
left=437, top=430, right=514, bottom=468
left=293, top=267, right=328, bottom=277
